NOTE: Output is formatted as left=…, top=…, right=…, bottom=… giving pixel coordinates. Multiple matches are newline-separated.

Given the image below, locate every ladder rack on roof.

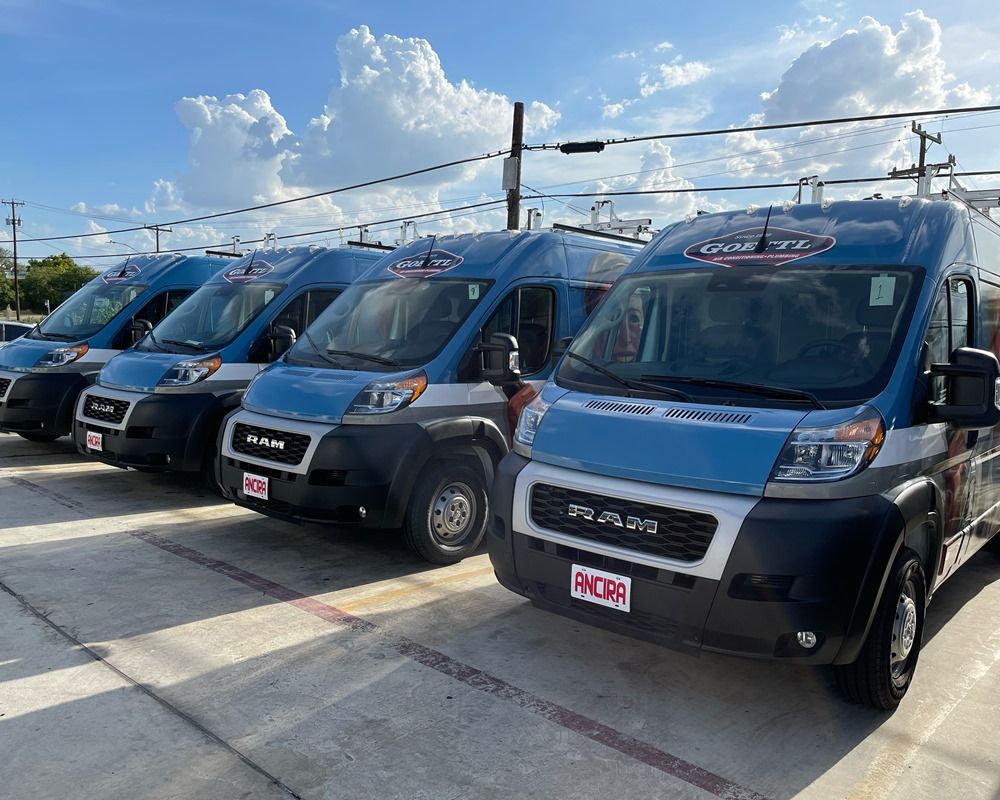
left=551, top=223, right=648, bottom=244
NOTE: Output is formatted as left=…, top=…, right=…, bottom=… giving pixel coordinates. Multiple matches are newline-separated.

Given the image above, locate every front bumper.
left=0, top=369, right=89, bottom=437
left=74, top=386, right=226, bottom=472
left=488, top=453, right=902, bottom=665
left=218, top=411, right=428, bottom=528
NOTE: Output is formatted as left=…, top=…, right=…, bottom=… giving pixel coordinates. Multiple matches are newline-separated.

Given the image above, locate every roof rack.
left=551, top=223, right=647, bottom=244
left=346, top=240, right=395, bottom=251
left=204, top=249, right=244, bottom=259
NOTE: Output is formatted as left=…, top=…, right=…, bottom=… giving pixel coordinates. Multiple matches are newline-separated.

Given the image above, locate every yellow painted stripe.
left=337, top=565, right=495, bottom=611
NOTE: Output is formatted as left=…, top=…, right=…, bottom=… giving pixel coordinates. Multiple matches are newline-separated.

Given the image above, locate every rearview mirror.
left=130, top=318, right=153, bottom=344
left=928, top=347, right=1000, bottom=429
left=270, top=324, right=297, bottom=360
left=480, top=332, right=521, bottom=385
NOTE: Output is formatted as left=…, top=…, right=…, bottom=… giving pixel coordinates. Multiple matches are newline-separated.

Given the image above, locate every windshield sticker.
left=468, top=284, right=480, bottom=300
left=683, top=227, right=836, bottom=267
left=387, top=249, right=464, bottom=278
left=223, top=260, right=275, bottom=284
left=102, top=263, right=142, bottom=284
left=869, top=274, right=896, bottom=306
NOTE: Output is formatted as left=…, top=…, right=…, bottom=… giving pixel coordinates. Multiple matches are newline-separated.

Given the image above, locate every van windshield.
left=139, top=282, right=284, bottom=353
left=31, top=282, right=148, bottom=341
left=288, top=278, right=491, bottom=371
left=558, top=265, right=922, bottom=406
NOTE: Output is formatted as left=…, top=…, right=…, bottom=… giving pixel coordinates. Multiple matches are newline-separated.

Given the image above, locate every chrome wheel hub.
left=891, top=593, right=918, bottom=667
left=433, top=484, right=474, bottom=541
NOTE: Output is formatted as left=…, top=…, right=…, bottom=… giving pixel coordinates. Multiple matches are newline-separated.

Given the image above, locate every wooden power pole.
left=504, top=102, right=524, bottom=230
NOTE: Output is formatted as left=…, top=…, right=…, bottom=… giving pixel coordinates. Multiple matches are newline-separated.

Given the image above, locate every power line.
left=524, top=104, right=1000, bottom=151
left=46, top=198, right=509, bottom=259
left=16, top=148, right=510, bottom=244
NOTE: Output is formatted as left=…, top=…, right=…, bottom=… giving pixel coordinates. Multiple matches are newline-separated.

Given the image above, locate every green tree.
left=0, top=248, right=13, bottom=309
left=20, top=254, right=98, bottom=313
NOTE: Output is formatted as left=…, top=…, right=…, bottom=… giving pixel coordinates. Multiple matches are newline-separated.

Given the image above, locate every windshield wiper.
left=298, top=329, right=344, bottom=367
left=640, top=374, right=826, bottom=409
left=326, top=348, right=400, bottom=368
left=159, top=338, right=207, bottom=353
left=36, top=331, right=78, bottom=342
left=564, top=351, right=691, bottom=402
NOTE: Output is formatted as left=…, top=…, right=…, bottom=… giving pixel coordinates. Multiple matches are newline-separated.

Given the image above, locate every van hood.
left=531, top=392, right=810, bottom=496
left=0, top=337, right=76, bottom=372
left=242, top=363, right=374, bottom=424
left=99, top=350, right=194, bottom=392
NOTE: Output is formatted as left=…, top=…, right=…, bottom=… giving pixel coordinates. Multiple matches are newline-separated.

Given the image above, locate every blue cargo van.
left=0, top=254, right=225, bottom=442
left=73, top=245, right=383, bottom=484
left=489, top=198, right=1000, bottom=709
left=218, top=229, right=640, bottom=563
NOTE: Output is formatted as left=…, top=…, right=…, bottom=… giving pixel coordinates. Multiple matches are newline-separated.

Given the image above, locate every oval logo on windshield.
left=387, top=249, right=464, bottom=278
left=684, top=227, right=836, bottom=267
left=102, top=263, right=142, bottom=284
left=223, top=261, right=275, bottom=283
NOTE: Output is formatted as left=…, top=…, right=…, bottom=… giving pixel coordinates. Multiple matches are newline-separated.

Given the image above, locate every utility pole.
left=504, top=102, right=524, bottom=230
left=145, top=224, right=172, bottom=253
left=889, top=122, right=951, bottom=197
left=4, top=199, right=24, bottom=321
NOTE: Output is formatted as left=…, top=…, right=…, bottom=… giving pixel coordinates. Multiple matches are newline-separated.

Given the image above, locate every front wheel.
left=402, top=461, right=488, bottom=565
left=835, top=548, right=926, bottom=710
left=17, top=432, right=61, bottom=443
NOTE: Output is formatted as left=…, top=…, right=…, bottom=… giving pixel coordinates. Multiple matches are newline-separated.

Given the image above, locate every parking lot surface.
left=1, top=434, right=998, bottom=800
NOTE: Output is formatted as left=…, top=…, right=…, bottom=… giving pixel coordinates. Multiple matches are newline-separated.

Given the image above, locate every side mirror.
left=480, top=332, right=521, bottom=385
left=130, top=318, right=153, bottom=344
left=928, top=347, right=1000, bottom=429
left=270, top=324, right=297, bottom=360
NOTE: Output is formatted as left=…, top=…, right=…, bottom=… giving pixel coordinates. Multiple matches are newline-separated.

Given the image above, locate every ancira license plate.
left=85, top=431, right=103, bottom=452
left=570, top=563, right=631, bottom=612
left=243, top=472, right=269, bottom=500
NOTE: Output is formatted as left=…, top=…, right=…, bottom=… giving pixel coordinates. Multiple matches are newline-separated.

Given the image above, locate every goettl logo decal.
left=684, top=227, right=836, bottom=267
left=102, top=263, right=142, bottom=284
left=223, top=260, right=275, bottom=284
left=387, top=249, right=464, bottom=278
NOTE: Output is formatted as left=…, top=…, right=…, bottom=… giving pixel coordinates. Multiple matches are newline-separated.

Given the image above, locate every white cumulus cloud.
left=639, top=60, right=713, bottom=97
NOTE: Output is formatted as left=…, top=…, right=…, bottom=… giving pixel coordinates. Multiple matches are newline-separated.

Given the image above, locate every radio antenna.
left=242, top=249, right=258, bottom=275
left=754, top=205, right=773, bottom=253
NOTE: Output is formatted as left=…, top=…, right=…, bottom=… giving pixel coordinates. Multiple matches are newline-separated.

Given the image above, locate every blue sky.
left=2, top=0, right=998, bottom=264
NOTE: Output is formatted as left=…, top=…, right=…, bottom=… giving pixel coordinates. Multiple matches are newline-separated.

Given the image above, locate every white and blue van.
left=73, top=245, right=383, bottom=485
left=0, top=254, right=225, bottom=442
left=489, top=198, right=1000, bottom=709
left=218, top=229, right=640, bottom=563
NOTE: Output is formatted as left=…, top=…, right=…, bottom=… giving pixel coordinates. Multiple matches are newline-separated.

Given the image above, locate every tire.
left=835, top=548, right=926, bottom=710
left=200, top=441, right=224, bottom=497
left=402, top=461, right=488, bottom=565
left=17, top=432, right=61, bottom=443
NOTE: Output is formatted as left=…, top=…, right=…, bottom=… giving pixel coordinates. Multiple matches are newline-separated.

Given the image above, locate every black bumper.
left=219, top=421, right=428, bottom=529
left=487, top=453, right=902, bottom=665
left=74, top=391, right=229, bottom=473
left=0, top=372, right=89, bottom=437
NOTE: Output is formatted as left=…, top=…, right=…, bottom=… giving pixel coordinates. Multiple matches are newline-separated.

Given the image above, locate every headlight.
left=348, top=371, right=427, bottom=414
left=514, top=392, right=553, bottom=450
left=158, top=355, right=222, bottom=387
left=35, top=343, right=89, bottom=368
left=771, top=406, right=885, bottom=482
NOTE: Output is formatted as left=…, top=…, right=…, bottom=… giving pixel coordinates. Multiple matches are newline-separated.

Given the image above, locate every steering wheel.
left=798, top=340, right=855, bottom=360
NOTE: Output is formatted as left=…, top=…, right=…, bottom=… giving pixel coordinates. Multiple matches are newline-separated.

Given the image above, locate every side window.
left=165, top=289, right=192, bottom=316
left=271, top=294, right=309, bottom=338
left=305, top=289, right=342, bottom=328
left=459, top=286, right=555, bottom=380
left=112, top=292, right=168, bottom=348
left=924, top=277, right=974, bottom=403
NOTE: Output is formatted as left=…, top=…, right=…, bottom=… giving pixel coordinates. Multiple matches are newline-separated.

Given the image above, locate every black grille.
left=231, top=422, right=309, bottom=465
left=0, top=377, right=9, bottom=399
left=530, top=483, right=717, bottom=563
left=83, top=394, right=130, bottom=424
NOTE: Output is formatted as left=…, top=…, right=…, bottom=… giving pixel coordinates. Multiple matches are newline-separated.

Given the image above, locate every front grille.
left=530, top=483, right=717, bottom=563
left=231, top=422, right=310, bottom=466
left=83, top=394, right=130, bottom=424
left=0, top=377, right=10, bottom=399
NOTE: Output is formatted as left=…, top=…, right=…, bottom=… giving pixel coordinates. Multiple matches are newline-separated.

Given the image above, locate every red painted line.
left=133, top=530, right=769, bottom=800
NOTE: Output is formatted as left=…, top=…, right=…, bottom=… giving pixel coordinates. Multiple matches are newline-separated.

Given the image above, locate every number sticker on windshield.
left=869, top=275, right=896, bottom=306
